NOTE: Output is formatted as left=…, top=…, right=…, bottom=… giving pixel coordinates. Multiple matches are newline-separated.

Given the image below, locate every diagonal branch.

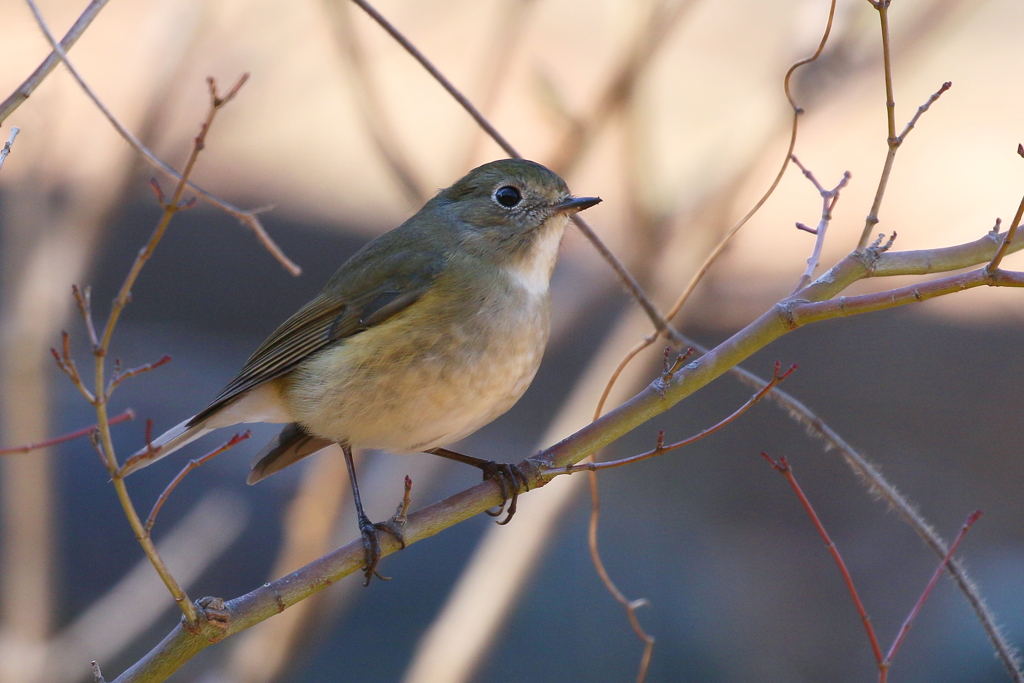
left=0, top=0, right=111, bottom=124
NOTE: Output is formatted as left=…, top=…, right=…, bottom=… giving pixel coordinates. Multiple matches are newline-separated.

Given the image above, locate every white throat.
left=504, top=217, right=566, bottom=297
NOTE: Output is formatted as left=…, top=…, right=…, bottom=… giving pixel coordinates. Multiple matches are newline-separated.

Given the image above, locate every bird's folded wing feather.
left=190, top=247, right=447, bottom=425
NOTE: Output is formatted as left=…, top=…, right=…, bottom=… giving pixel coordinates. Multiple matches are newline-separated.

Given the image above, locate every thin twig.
left=0, top=126, right=20, bottom=170
left=0, top=0, right=110, bottom=124
left=587, top=471, right=655, bottom=683
left=0, top=409, right=134, bottom=455
left=349, top=0, right=519, bottom=158
left=51, top=331, right=96, bottom=405
left=790, top=156, right=851, bottom=292
left=897, top=81, right=951, bottom=143
left=986, top=156, right=1024, bottom=273
left=761, top=454, right=885, bottom=666
left=23, top=0, right=301, bottom=275
left=48, top=71, right=251, bottom=627
left=856, top=14, right=951, bottom=251
left=145, top=432, right=251, bottom=531
left=72, top=285, right=100, bottom=349
left=882, top=510, right=983, bottom=680
left=107, top=355, right=172, bottom=396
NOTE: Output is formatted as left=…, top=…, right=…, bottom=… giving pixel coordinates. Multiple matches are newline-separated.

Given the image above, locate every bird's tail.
left=120, top=416, right=213, bottom=477
left=247, top=422, right=334, bottom=484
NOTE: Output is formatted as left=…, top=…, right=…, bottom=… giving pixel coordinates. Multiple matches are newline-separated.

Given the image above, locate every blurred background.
left=1, top=0, right=1023, bottom=681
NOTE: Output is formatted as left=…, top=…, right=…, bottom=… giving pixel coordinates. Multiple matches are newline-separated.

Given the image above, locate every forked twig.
left=48, top=71, right=251, bottom=627
left=762, top=453, right=982, bottom=683
left=145, top=432, right=251, bottom=531
left=23, top=0, right=301, bottom=276
left=790, top=156, right=851, bottom=292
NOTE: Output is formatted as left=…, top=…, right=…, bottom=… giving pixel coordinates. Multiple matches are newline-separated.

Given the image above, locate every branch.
left=23, top=0, right=301, bottom=276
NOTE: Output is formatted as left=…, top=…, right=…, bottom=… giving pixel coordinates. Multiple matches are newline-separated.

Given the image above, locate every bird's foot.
left=357, top=513, right=406, bottom=586
left=480, top=461, right=530, bottom=525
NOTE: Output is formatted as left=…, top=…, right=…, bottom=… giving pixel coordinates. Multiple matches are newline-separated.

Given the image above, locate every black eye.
left=494, top=185, right=522, bottom=208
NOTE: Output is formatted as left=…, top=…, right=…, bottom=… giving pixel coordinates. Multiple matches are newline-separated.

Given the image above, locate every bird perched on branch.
left=123, top=158, right=600, bottom=581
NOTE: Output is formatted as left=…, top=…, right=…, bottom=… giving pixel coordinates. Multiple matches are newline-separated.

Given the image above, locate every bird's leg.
left=342, top=443, right=405, bottom=585
left=426, top=447, right=530, bottom=524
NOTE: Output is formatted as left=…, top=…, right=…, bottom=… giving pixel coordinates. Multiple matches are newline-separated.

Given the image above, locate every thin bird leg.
left=426, top=447, right=529, bottom=524
left=342, top=443, right=405, bottom=585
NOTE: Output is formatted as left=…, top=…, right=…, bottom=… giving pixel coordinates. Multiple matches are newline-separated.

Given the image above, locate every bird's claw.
left=358, top=514, right=406, bottom=586
left=480, top=462, right=530, bottom=525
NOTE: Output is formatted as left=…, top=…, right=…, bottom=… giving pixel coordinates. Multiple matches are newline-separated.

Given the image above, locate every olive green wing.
left=190, top=248, right=446, bottom=425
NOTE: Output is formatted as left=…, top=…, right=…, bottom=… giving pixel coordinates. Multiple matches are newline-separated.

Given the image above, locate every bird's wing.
left=190, top=247, right=447, bottom=425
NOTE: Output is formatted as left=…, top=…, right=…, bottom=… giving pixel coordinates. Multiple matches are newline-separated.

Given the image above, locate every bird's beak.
left=551, top=196, right=602, bottom=214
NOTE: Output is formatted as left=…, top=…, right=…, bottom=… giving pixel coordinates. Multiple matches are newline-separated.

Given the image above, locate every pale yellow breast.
left=280, top=271, right=549, bottom=452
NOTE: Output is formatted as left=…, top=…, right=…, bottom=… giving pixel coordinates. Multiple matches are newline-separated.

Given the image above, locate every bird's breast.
left=281, top=271, right=552, bottom=453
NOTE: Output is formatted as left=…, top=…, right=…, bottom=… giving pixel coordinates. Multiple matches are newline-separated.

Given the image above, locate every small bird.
left=123, top=158, right=600, bottom=580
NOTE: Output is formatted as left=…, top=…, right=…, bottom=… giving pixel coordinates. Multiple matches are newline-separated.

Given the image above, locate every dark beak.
left=551, top=196, right=602, bottom=214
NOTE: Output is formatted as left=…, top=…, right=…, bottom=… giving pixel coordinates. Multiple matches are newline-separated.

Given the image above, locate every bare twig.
left=986, top=158, right=1024, bottom=273
left=47, top=71, right=252, bottom=626
left=145, top=433, right=251, bottom=531
left=897, top=81, right=951, bottom=143
left=0, top=127, right=20, bottom=171
left=762, top=453, right=885, bottom=665
left=790, top=156, right=851, bottom=292
left=586, top=470, right=655, bottom=683
left=23, top=0, right=301, bottom=275
left=881, top=510, right=983, bottom=681
left=0, top=409, right=134, bottom=455
left=107, top=356, right=172, bottom=396
left=51, top=331, right=96, bottom=404
left=71, top=285, right=100, bottom=349
left=856, top=12, right=952, bottom=252
left=0, top=0, right=110, bottom=123
left=349, top=0, right=519, bottom=158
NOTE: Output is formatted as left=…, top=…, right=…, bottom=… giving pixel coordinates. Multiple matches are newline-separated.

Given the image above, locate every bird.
left=122, top=158, right=600, bottom=581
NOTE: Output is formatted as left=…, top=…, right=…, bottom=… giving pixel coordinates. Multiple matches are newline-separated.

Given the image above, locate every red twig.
left=761, top=453, right=885, bottom=666
left=145, top=432, right=251, bottom=531
left=107, top=355, right=171, bottom=395
left=763, top=453, right=984, bottom=683
left=0, top=409, right=135, bottom=455
left=882, top=510, right=983, bottom=675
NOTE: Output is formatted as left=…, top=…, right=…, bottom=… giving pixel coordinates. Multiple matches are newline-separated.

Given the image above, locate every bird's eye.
left=494, top=185, right=522, bottom=208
